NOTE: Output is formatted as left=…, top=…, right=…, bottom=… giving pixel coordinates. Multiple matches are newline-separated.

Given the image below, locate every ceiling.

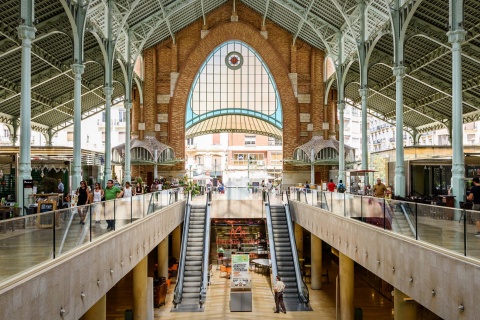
left=1, top=0, right=479, bottom=137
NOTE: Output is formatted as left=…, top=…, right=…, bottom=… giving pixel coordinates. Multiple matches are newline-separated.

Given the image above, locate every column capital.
left=337, top=101, right=345, bottom=110
left=125, top=102, right=133, bottom=110
left=71, top=63, right=85, bottom=76
left=393, top=66, right=405, bottom=77
left=17, top=25, right=36, bottom=42
left=358, top=88, right=369, bottom=97
left=447, top=29, right=466, bottom=44
left=103, top=86, right=114, bottom=96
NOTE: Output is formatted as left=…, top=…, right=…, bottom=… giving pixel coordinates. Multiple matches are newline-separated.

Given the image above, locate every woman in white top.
left=93, top=183, right=104, bottom=223
left=123, top=181, right=133, bottom=198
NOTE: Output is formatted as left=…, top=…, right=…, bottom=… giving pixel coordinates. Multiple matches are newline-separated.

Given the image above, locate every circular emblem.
left=225, top=51, right=243, bottom=70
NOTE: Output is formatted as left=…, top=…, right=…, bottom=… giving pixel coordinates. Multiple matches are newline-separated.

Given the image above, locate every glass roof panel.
left=186, top=41, right=282, bottom=129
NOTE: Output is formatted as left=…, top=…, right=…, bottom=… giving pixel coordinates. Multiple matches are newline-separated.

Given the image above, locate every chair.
left=220, top=265, right=227, bottom=278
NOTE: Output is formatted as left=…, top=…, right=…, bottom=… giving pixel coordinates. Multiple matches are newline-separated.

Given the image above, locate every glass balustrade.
left=289, top=187, right=480, bottom=261
left=0, top=189, right=184, bottom=284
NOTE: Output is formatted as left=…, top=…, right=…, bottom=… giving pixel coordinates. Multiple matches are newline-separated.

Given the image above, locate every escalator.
left=172, top=193, right=211, bottom=311
left=265, top=192, right=311, bottom=311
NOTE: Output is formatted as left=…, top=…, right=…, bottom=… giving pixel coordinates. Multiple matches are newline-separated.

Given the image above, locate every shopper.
left=76, top=181, right=90, bottom=225
left=327, top=179, right=336, bottom=192
left=466, top=176, right=480, bottom=238
left=373, top=178, right=387, bottom=198
left=92, top=183, right=104, bottom=224
left=274, top=275, right=286, bottom=314
left=123, top=181, right=133, bottom=198
left=104, top=179, right=123, bottom=230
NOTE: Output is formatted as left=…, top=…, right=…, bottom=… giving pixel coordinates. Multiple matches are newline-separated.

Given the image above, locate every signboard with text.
left=230, top=254, right=250, bottom=289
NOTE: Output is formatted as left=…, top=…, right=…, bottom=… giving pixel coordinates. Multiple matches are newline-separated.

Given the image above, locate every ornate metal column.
left=448, top=0, right=466, bottom=207
left=392, top=0, right=406, bottom=197
left=358, top=0, right=369, bottom=177
left=70, top=0, right=88, bottom=191
left=103, top=0, right=115, bottom=184
left=393, top=66, right=406, bottom=196
left=17, top=0, right=35, bottom=214
left=335, top=32, right=346, bottom=183
left=72, top=63, right=85, bottom=189
left=124, top=32, right=134, bottom=184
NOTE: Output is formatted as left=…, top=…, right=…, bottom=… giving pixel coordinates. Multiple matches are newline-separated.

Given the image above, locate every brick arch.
left=169, top=21, right=299, bottom=169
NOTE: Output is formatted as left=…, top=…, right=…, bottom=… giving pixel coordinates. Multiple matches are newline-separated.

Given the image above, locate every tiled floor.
left=155, top=261, right=394, bottom=319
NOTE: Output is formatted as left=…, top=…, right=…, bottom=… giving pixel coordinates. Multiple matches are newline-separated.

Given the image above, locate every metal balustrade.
left=289, top=187, right=480, bottom=260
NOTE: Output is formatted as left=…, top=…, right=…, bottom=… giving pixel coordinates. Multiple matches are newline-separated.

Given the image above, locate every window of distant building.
left=268, top=137, right=282, bottom=146
left=271, top=152, right=282, bottom=165
left=187, top=137, right=194, bottom=145
left=67, top=131, right=73, bottom=141
left=245, top=135, right=256, bottom=146
left=119, top=110, right=126, bottom=122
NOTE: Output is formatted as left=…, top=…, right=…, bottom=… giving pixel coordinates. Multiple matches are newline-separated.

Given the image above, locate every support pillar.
left=72, top=64, right=85, bottom=190
left=83, top=294, right=106, bottom=320
left=448, top=0, right=466, bottom=208
left=124, top=102, right=132, bottom=183
left=310, top=234, right=322, bottom=290
left=158, top=237, right=169, bottom=280
left=16, top=5, right=36, bottom=215
left=339, top=252, right=354, bottom=320
left=393, top=66, right=406, bottom=197
left=104, top=86, right=114, bottom=184
left=360, top=88, right=368, bottom=173
left=294, top=223, right=304, bottom=259
left=172, top=224, right=182, bottom=261
left=394, top=288, right=417, bottom=320
left=133, top=256, right=148, bottom=320
left=338, top=102, right=346, bottom=183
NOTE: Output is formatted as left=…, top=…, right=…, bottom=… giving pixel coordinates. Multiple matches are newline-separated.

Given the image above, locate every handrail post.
left=360, top=195, right=363, bottom=221
left=89, top=205, right=92, bottom=241
left=464, top=208, right=467, bottom=256
left=383, top=198, right=386, bottom=230
left=113, top=199, right=116, bottom=231
left=415, top=202, right=418, bottom=240
left=52, top=211, right=56, bottom=259
left=343, top=192, right=346, bottom=217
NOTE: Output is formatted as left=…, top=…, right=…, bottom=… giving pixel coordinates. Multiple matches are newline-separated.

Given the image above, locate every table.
left=252, top=259, right=271, bottom=274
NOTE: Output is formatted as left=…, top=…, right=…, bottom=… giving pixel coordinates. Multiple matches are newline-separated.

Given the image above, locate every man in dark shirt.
left=466, top=176, right=480, bottom=238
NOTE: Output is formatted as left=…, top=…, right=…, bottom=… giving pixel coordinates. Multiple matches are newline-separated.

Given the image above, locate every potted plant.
left=184, top=180, right=200, bottom=196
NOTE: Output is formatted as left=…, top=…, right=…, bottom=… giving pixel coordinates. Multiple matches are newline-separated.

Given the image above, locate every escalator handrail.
left=200, top=190, right=212, bottom=305
left=284, top=194, right=310, bottom=304
left=173, top=191, right=192, bottom=305
left=264, top=191, right=279, bottom=292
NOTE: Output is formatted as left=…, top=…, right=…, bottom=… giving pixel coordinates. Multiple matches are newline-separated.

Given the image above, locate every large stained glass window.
left=186, top=41, right=282, bottom=130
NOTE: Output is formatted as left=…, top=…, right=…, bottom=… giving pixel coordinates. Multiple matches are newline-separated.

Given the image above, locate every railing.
left=264, top=191, right=278, bottom=292
left=289, top=187, right=480, bottom=260
left=200, top=190, right=212, bottom=306
left=284, top=192, right=309, bottom=304
left=0, top=189, right=184, bottom=284
left=173, top=191, right=191, bottom=307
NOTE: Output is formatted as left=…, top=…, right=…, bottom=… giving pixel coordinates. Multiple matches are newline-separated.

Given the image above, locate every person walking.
left=104, top=179, right=123, bottom=230
left=274, top=275, right=286, bottom=314
left=76, top=181, right=90, bottom=225
left=135, top=182, right=143, bottom=195
left=466, top=176, right=480, bottom=237
left=123, top=181, right=133, bottom=198
left=327, top=179, right=336, bottom=192
left=92, top=183, right=104, bottom=224
left=373, top=178, right=387, bottom=198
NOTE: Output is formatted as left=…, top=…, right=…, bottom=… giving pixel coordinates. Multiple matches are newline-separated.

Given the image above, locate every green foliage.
left=184, top=180, right=200, bottom=196
left=41, top=177, right=58, bottom=193
left=135, top=176, right=143, bottom=184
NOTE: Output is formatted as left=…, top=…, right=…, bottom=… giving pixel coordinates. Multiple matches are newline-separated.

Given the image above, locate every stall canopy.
left=112, top=137, right=181, bottom=166
left=284, top=136, right=356, bottom=166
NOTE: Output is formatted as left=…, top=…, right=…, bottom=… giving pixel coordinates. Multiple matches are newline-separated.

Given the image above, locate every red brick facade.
left=133, top=3, right=335, bottom=181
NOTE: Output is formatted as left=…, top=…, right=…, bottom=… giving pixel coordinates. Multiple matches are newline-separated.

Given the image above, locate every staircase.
left=391, top=205, right=415, bottom=238
left=173, top=205, right=206, bottom=311
left=269, top=204, right=310, bottom=310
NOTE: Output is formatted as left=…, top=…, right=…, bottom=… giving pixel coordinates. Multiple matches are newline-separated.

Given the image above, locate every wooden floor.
left=155, top=261, right=394, bottom=320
